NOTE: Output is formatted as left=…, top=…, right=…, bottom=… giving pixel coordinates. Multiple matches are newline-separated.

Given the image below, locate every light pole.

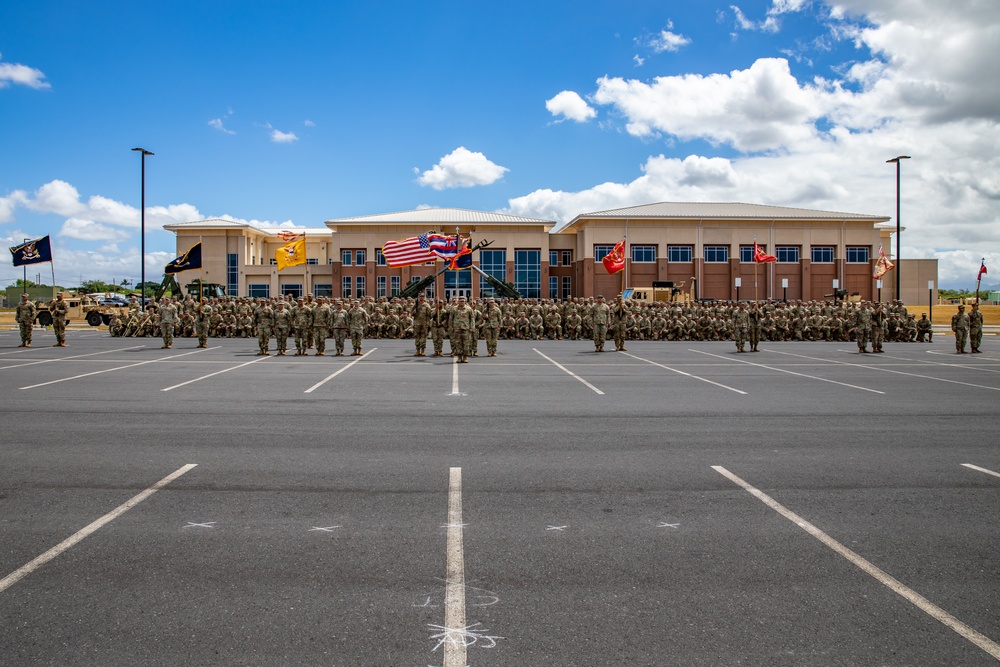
left=132, top=147, right=154, bottom=310
left=886, top=155, right=910, bottom=302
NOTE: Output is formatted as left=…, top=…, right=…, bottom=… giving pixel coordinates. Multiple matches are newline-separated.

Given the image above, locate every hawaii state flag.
left=10, top=235, right=53, bottom=267
left=602, top=239, right=626, bottom=274
left=753, top=242, right=776, bottom=263
left=873, top=244, right=894, bottom=279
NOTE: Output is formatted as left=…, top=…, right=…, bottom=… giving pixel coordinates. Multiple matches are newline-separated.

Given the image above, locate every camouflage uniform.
left=291, top=299, right=313, bottom=355
left=312, top=299, right=332, bottom=355
left=951, top=305, right=970, bottom=353
left=610, top=298, right=628, bottom=351
left=451, top=297, right=475, bottom=363
left=157, top=298, right=178, bottom=349
left=195, top=300, right=212, bottom=348
left=412, top=296, right=433, bottom=356
left=916, top=314, right=932, bottom=342
left=273, top=302, right=292, bottom=355
left=732, top=304, right=749, bottom=352
left=348, top=301, right=369, bottom=355
left=254, top=301, right=275, bottom=355
left=15, top=294, right=35, bottom=347
left=591, top=296, right=611, bottom=352
left=330, top=302, right=349, bottom=355
left=50, top=294, right=69, bottom=346
left=969, top=304, right=984, bottom=353
left=483, top=299, right=502, bottom=357
left=430, top=301, right=448, bottom=356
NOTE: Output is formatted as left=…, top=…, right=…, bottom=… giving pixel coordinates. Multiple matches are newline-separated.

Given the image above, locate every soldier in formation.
left=16, top=293, right=35, bottom=347
left=951, top=304, right=970, bottom=353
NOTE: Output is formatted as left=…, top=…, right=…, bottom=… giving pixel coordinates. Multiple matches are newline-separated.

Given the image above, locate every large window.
left=561, top=250, right=572, bottom=266
left=704, top=246, right=729, bottom=263
left=632, top=245, right=656, bottom=263
left=549, top=276, right=559, bottom=299
left=549, top=250, right=559, bottom=267
left=667, top=245, right=693, bottom=262
left=390, top=276, right=401, bottom=296
left=739, top=245, right=755, bottom=263
left=248, top=283, right=270, bottom=298
left=355, top=250, right=366, bottom=266
left=376, top=249, right=386, bottom=267
left=377, top=275, right=387, bottom=298
left=227, top=253, right=238, bottom=297
left=282, top=284, right=302, bottom=299
left=342, top=276, right=352, bottom=299
left=313, top=284, right=332, bottom=298
left=594, top=245, right=614, bottom=262
left=514, top=249, right=541, bottom=298
left=341, top=250, right=352, bottom=266
left=355, top=276, right=366, bottom=298
left=846, top=247, right=870, bottom=263
left=306, top=258, right=318, bottom=265
left=776, top=246, right=800, bottom=263
left=562, top=276, right=572, bottom=300
left=811, top=246, right=834, bottom=263
left=479, top=249, right=506, bottom=297
left=444, top=268, right=472, bottom=291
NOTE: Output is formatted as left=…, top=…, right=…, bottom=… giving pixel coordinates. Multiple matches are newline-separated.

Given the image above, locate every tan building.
left=165, top=202, right=937, bottom=303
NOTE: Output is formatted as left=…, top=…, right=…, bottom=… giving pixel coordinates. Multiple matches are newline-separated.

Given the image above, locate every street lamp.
left=886, top=155, right=910, bottom=302
left=132, top=148, right=154, bottom=310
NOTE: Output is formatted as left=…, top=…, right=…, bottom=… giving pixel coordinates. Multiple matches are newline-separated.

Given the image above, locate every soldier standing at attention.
left=195, top=297, right=212, bottom=348
left=273, top=301, right=292, bottom=355
left=451, top=296, right=474, bottom=363
left=430, top=299, right=448, bottom=357
left=591, top=294, right=611, bottom=352
left=348, top=300, right=369, bottom=355
left=253, top=299, right=275, bottom=355
left=748, top=303, right=762, bottom=352
left=951, top=304, right=970, bottom=353
left=484, top=298, right=502, bottom=357
left=312, top=297, right=332, bottom=356
left=16, top=293, right=35, bottom=347
left=158, top=297, right=178, bottom=349
left=871, top=303, right=886, bottom=353
left=969, top=302, right=984, bottom=353
left=610, top=296, right=628, bottom=351
left=330, top=300, right=349, bottom=356
left=50, top=293, right=69, bottom=347
left=412, top=294, right=433, bottom=357
left=291, top=298, right=313, bottom=356
left=855, top=302, right=873, bottom=353
left=731, top=302, right=749, bottom=353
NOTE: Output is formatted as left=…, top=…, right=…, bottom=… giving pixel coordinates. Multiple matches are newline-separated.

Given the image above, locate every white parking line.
left=713, top=465, right=1000, bottom=661
left=444, top=466, right=466, bottom=667
left=450, top=356, right=461, bottom=396
left=162, top=353, right=272, bottom=392
left=20, top=348, right=212, bottom=390
left=689, top=349, right=885, bottom=394
left=0, top=345, right=145, bottom=370
left=533, top=348, right=605, bottom=395
left=623, top=351, right=747, bottom=394
left=303, top=348, right=376, bottom=394
left=768, top=348, right=1000, bottom=392
left=0, top=464, right=198, bottom=594
left=962, top=463, right=1000, bottom=479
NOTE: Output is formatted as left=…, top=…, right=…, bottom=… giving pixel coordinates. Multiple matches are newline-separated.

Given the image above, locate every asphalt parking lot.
left=0, top=328, right=997, bottom=666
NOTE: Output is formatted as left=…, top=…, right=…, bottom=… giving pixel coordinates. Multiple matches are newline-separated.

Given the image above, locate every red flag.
left=753, top=242, right=776, bottom=263
left=873, top=244, right=894, bottom=279
left=978, top=260, right=988, bottom=280
left=602, top=240, right=626, bottom=274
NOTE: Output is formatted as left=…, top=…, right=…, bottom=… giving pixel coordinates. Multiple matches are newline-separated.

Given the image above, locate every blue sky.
left=2, top=0, right=997, bottom=290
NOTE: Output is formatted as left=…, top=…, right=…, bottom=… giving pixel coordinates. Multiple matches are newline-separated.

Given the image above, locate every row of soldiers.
left=112, top=294, right=936, bottom=345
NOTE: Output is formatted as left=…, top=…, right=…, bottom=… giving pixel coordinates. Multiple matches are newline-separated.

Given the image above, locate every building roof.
left=553, top=202, right=891, bottom=233
left=163, top=219, right=329, bottom=236
left=325, top=207, right=554, bottom=227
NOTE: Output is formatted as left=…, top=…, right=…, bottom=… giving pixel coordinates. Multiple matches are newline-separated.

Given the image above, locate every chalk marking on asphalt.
left=183, top=521, right=216, bottom=529
left=442, top=466, right=467, bottom=666
left=546, top=525, right=568, bottom=531
left=962, top=463, right=1000, bottom=479
left=0, top=345, right=145, bottom=370
left=162, top=352, right=271, bottom=392
left=309, top=525, right=341, bottom=532
left=533, top=348, right=605, bottom=395
left=0, top=464, right=198, bottom=594
left=21, top=348, right=212, bottom=390
left=690, top=349, right=884, bottom=394
left=768, top=348, right=1000, bottom=392
left=712, top=465, right=1000, bottom=661
left=303, top=348, right=377, bottom=394
left=625, top=351, right=748, bottom=395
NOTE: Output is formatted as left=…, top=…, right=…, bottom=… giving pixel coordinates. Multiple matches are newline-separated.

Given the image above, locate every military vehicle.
left=154, top=274, right=227, bottom=300
left=623, top=279, right=694, bottom=304
left=33, top=292, right=130, bottom=327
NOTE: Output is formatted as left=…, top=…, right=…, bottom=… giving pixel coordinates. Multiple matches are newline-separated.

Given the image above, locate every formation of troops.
left=83, top=292, right=988, bottom=356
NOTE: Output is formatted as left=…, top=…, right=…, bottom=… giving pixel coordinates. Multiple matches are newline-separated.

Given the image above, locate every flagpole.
left=22, top=237, right=28, bottom=295
left=50, top=259, right=56, bottom=300
left=753, top=236, right=758, bottom=304
left=976, top=257, right=984, bottom=304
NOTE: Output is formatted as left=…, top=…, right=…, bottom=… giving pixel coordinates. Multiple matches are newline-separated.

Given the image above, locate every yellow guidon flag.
left=276, top=236, right=307, bottom=271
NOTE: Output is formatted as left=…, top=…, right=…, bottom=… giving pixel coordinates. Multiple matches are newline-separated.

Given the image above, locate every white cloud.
left=416, top=147, right=509, bottom=190
left=0, top=53, right=51, bottom=90
left=648, top=28, right=692, bottom=53
left=60, top=218, right=132, bottom=242
left=209, top=118, right=236, bottom=134
left=303, top=119, right=316, bottom=127
left=633, top=55, right=645, bottom=67
left=270, top=129, right=299, bottom=143
left=545, top=90, right=597, bottom=123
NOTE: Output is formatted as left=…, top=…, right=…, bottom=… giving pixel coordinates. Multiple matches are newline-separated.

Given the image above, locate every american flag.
left=382, top=234, right=436, bottom=267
